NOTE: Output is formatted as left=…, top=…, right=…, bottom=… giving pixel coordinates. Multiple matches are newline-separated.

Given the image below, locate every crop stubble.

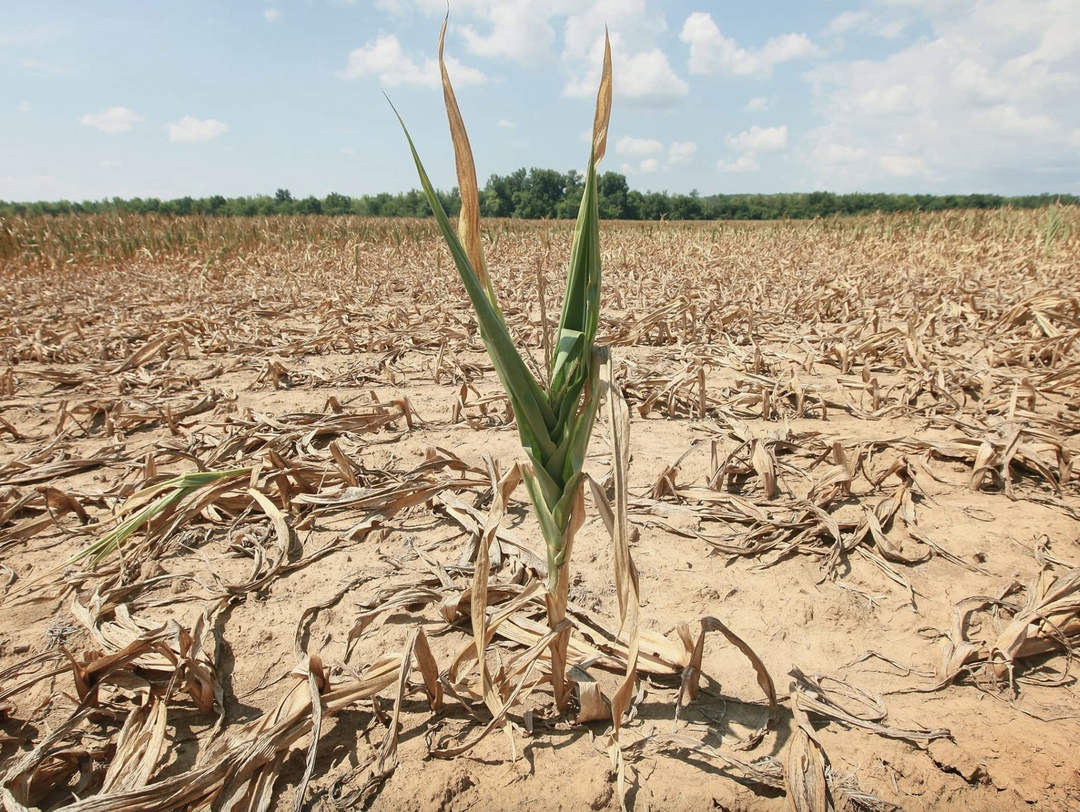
left=1, top=209, right=1079, bottom=810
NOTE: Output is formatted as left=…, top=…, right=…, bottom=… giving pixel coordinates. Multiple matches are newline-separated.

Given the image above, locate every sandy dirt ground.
left=1, top=213, right=1079, bottom=811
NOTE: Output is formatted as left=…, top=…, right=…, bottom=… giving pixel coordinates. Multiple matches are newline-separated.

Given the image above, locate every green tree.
left=669, top=191, right=704, bottom=220
left=170, top=196, right=194, bottom=216
left=597, top=172, right=631, bottom=219
left=206, top=194, right=227, bottom=215
left=252, top=195, right=277, bottom=215
left=323, top=192, right=352, bottom=215
left=297, top=195, right=322, bottom=215
left=509, top=168, right=563, bottom=219
left=554, top=169, right=584, bottom=219
left=481, top=168, right=527, bottom=217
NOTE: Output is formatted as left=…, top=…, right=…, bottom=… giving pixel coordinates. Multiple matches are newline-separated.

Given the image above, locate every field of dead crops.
left=1, top=209, right=1079, bottom=811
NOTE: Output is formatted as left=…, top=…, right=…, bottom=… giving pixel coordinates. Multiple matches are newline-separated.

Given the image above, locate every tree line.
left=2, top=168, right=1075, bottom=220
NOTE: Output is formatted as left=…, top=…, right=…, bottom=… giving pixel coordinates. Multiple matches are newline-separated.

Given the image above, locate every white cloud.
left=717, top=155, right=760, bottom=173
left=803, top=0, right=1080, bottom=191
left=362, top=3, right=686, bottom=106
left=97, top=159, right=122, bottom=168
left=855, top=83, right=915, bottom=116
left=745, top=96, right=771, bottom=112
left=681, top=12, right=821, bottom=78
left=563, top=32, right=687, bottom=107
left=167, top=116, right=229, bottom=143
left=561, top=0, right=663, bottom=61
left=620, top=157, right=661, bottom=174
left=827, top=10, right=870, bottom=36
left=460, top=1, right=556, bottom=64
left=879, top=155, right=929, bottom=178
left=264, top=8, right=282, bottom=23
left=718, top=126, right=786, bottom=177
left=616, top=136, right=664, bottom=157
left=342, top=147, right=355, bottom=155
left=969, top=104, right=1056, bottom=136
left=17, top=101, right=31, bottom=114
left=79, top=107, right=144, bottom=133
left=338, top=34, right=486, bottom=87
left=726, top=125, right=788, bottom=153
left=558, top=3, right=686, bottom=107
left=620, top=47, right=689, bottom=105
left=826, top=10, right=907, bottom=39
left=497, top=119, right=515, bottom=128
left=950, top=58, right=1010, bottom=101
left=616, top=138, right=697, bottom=172
left=668, top=141, right=697, bottom=165
left=814, top=144, right=868, bottom=165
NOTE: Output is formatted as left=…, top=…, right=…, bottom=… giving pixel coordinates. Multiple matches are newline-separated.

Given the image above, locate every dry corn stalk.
left=938, top=565, right=1080, bottom=691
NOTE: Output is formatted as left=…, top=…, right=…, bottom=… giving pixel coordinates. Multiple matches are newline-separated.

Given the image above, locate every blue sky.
left=2, top=0, right=1079, bottom=202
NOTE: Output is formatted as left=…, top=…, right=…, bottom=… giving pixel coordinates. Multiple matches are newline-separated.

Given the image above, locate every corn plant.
left=393, top=19, right=612, bottom=708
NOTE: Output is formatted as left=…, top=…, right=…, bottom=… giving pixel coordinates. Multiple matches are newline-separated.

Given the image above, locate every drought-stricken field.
left=1, top=210, right=1079, bottom=811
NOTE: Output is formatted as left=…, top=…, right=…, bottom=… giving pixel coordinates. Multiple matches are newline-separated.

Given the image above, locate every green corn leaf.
left=67, top=468, right=251, bottom=570
left=393, top=18, right=612, bottom=590
left=391, top=105, right=558, bottom=465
